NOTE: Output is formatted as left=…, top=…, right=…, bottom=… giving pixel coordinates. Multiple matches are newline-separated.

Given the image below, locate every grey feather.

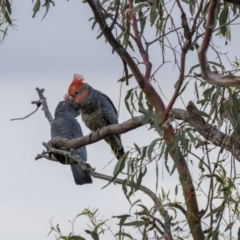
left=76, top=84, right=124, bottom=159
left=51, top=100, right=92, bottom=185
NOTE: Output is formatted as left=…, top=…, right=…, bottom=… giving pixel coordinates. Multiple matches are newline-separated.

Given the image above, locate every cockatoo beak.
left=64, top=94, right=73, bottom=102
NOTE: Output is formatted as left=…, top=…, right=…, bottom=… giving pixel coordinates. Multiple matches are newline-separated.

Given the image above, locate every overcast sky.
left=1, top=1, right=240, bottom=239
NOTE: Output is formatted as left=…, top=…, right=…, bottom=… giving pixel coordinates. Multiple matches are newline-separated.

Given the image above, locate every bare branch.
left=35, top=153, right=58, bottom=162
left=196, top=0, right=240, bottom=87
left=49, top=116, right=145, bottom=150
left=162, top=41, right=188, bottom=123
left=109, top=0, right=120, bottom=30
left=121, top=58, right=129, bottom=85
left=128, top=0, right=152, bottom=80
left=11, top=100, right=41, bottom=121
left=36, top=87, right=53, bottom=125
left=191, top=0, right=204, bottom=34
left=176, top=0, right=191, bottom=41
left=10, top=87, right=54, bottom=124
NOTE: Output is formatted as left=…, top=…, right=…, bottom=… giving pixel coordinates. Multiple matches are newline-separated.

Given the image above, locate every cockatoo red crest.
left=65, top=74, right=85, bottom=99
left=71, top=74, right=85, bottom=86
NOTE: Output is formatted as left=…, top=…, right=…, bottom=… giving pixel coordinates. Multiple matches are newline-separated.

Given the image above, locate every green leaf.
left=113, top=156, right=125, bottom=176
left=193, top=109, right=210, bottom=118
left=122, top=220, right=146, bottom=226
left=41, top=0, right=55, bottom=20
left=118, top=74, right=133, bottom=82
left=91, top=231, right=99, bottom=240
left=219, top=7, right=229, bottom=36
left=130, top=199, right=141, bottom=212
left=178, top=80, right=189, bottom=96
left=188, top=0, right=195, bottom=16
left=213, top=174, right=224, bottom=184
left=142, top=111, right=153, bottom=125
left=115, top=232, right=133, bottom=239
left=132, top=3, right=146, bottom=15
left=139, top=13, right=146, bottom=35
left=113, top=214, right=131, bottom=219
left=212, top=226, right=219, bottom=240
left=170, top=145, right=181, bottom=175
left=60, top=236, right=85, bottom=240
left=154, top=161, right=158, bottom=191
left=175, top=185, right=178, bottom=196
left=96, top=32, right=103, bottom=39
left=134, top=143, right=141, bottom=155
left=92, top=20, right=98, bottom=30
left=208, top=61, right=225, bottom=70
left=136, top=170, right=143, bottom=189
left=102, top=152, right=129, bottom=189
left=125, top=88, right=134, bottom=116
left=189, top=63, right=200, bottom=74
left=56, top=223, right=61, bottom=234
left=4, top=10, right=12, bottom=25
left=113, top=214, right=131, bottom=226
left=32, top=0, right=41, bottom=18
left=147, top=138, right=159, bottom=160
left=1, top=25, right=8, bottom=43
left=142, top=146, right=147, bottom=158
left=205, top=204, right=225, bottom=218
left=5, top=0, right=11, bottom=14
left=150, top=5, right=157, bottom=26
left=122, top=179, right=131, bottom=203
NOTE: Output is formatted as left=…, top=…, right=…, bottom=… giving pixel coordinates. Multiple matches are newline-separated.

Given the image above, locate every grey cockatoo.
left=51, top=100, right=92, bottom=185
left=65, top=74, right=125, bottom=160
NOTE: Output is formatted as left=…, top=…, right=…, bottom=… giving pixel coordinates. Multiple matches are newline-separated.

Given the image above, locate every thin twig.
left=109, top=0, right=120, bottom=30
left=122, top=58, right=129, bottom=85
left=191, top=0, right=204, bottom=34
left=11, top=100, right=41, bottom=121
left=128, top=0, right=152, bottom=80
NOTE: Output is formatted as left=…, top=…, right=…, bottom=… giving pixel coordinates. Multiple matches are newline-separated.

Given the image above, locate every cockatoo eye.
left=75, top=91, right=79, bottom=95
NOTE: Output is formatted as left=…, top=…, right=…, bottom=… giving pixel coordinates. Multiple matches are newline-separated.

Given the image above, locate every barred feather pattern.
left=76, top=84, right=125, bottom=160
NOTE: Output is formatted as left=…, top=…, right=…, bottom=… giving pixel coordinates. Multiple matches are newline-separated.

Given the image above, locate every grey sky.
left=1, top=1, right=240, bottom=239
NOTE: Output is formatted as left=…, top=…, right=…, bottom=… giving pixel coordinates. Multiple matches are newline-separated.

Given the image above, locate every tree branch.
left=10, top=88, right=54, bottom=125
left=128, top=0, right=152, bottom=80
left=37, top=142, right=172, bottom=238
left=85, top=0, right=204, bottom=238
left=196, top=0, right=240, bottom=87
left=49, top=116, right=145, bottom=150
left=191, top=0, right=204, bottom=34
left=140, top=105, right=240, bottom=162
left=36, top=87, right=53, bottom=125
